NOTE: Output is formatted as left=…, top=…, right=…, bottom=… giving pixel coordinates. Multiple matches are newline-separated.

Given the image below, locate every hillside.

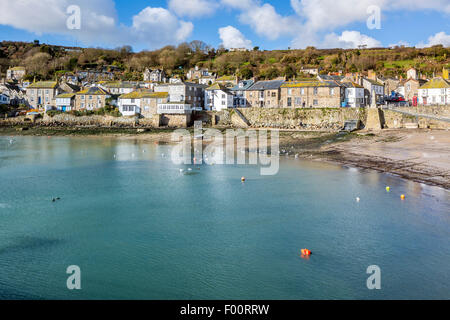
left=1, top=40, right=449, bottom=81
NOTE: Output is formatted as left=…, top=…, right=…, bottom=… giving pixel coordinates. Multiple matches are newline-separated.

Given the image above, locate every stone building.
left=245, top=80, right=285, bottom=108
left=118, top=91, right=169, bottom=117
left=280, top=80, right=343, bottom=108
left=6, top=67, right=26, bottom=82
left=400, top=78, right=428, bottom=102
left=154, top=82, right=207, bottom=113
left=26, top=81, right=61, bottom=110
left=74, top=87, right=111, bottom=110
left=143, top=69, right=166, bottom=83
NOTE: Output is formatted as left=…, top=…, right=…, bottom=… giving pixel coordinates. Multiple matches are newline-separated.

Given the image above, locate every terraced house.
left=118, top=91, right=169, bottom=117
left=245, top=80, right=284, bottom=108
left=75, top=87, right=111, bottom=110
left=26, top=81, right=61, bottom=110
left=6, top=66, right=26, bottom=82
left=280, top=80, right=344, bottom=108
left=154, top=82, right=206, bottom=113
left=418, top=78, right=450, bottom=105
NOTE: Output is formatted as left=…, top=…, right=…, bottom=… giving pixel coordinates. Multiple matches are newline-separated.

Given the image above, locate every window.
left=313, top=99, right=318, bottom=105
left=301, top=88, right=305, bottom=95
left=222, top=101, right=225, bottom=105
left=287, top=97, right=292, bottom=107
left=131, top=99, right=135, bottom=103
left=81, top=95, right=85, bottom=100
left=222, top=94, right=225, bottom=99
left=272, top=92, right=276, bottom=97
left=288, top=89, right=293, bottom=95
left=295, top=97, right=301, bottom=106
left=89, top=96, right=93, bottom=100
left=330, top=88, right=335, bottom=95
left=313, top=88, right=318, bottom=95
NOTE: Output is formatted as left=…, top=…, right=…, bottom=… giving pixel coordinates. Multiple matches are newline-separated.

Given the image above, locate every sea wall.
left=236, top=107, right=368, bottom=130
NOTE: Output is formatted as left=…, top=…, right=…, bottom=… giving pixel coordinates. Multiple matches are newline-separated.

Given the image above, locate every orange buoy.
left=301, top=249, right=312, bottom=256
left=241, top=177, right=246, bottom=182
left=401, top=194, right=406, bottom=200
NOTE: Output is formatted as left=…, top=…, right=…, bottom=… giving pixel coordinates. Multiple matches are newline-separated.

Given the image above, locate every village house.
left=396, top=78, right=428, bottom=102
left=418, top=78, right=450, bottom=106
left=300, top=67, right=321, bottom=76
left=154, top=82, right=207, bottom=114
left=186, top=66, right=214, bottom=81
left=280, top=80, right=343, bottom=108
left=245, top=80, right=284, bottom=108
left=76, top=70, right=114, bottom=83
left=377, top=76, right=400, bottom=96
left=230, top=80, right=254, bottom=108
left=407, top=67, right=418, bottom=80
left=99, top=81, right=137, bottom=95
left=204, top=83, right=234, bottom=111
left=340, top=81, right=365, bottom=108
left=118, top=91, right=169, bottom=117
left=55, top=93, right=76, bottom=112
left=6, top=66, right=26, bottom=82
left=362, top=78, right=385, bottom=105
left=143, top=69, right=166, bottom=83
left=74, top=87, right=111, bottom=110
left=26, top=81, right=61, bottom=110
left=0, top=82, right=26, bottom=106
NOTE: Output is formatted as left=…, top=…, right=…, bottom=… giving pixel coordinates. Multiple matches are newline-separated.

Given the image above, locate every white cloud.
left=168, top=0, right=218, bottom=18
left=0, top=0, right=193, bottom=49
left=238, top=3, right=299, bottom=40
left=219, top=26, right=253, bottom=49
left=416, top=32, right=450, bottom=48
left=132, top=7, right=194, bottom=44
left=290, top=0, right=450, bottom=32
left=321, top=31, right=382, bottom=49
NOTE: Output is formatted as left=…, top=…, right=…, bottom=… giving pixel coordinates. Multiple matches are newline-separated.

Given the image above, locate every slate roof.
left=247, top=80, right=285, bottom=91
left=230, top=80, right=254, bottom=91
left=77, top=87, right=110, bottom=95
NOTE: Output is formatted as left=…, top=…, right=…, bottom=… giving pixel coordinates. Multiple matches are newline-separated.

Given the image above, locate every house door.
left=38, top=97, right=41, bottom=105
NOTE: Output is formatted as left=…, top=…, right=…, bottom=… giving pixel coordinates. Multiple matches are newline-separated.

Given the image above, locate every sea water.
left=0, top=136, right=449, bottom=299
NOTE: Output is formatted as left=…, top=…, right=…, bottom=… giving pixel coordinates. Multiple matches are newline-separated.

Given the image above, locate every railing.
left=383, top=104, right=450, bottom=123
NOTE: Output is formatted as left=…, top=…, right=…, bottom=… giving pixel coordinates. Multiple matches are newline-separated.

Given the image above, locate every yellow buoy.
left=401, top=194, right=406, bottom=200
left=241, top=177, right=246, bottom=182
left=386, top=186, right=390, bottom=192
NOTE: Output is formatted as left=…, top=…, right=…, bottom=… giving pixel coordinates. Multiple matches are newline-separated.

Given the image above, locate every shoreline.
left=1, top=126, right=449, bottom=190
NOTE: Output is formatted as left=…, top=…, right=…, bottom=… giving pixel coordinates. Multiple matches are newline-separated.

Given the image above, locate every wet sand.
left=281, top=129, right=450, bottom=190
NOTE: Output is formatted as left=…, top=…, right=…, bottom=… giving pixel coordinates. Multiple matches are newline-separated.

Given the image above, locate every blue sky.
left=0, top=0, right=449, bottom=51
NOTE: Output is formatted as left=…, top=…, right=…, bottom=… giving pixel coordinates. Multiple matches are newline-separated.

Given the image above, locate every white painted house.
left=204, top=83, right=234, bottom=111
left=418, top=78, right=450, bottom=105
left=342, top=82, right=365, bottom=108
left=55, top=93, right=75, bottom=111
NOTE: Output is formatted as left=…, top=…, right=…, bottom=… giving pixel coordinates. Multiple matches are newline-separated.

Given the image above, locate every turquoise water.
left=0, top=136, right=449, bottom=300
